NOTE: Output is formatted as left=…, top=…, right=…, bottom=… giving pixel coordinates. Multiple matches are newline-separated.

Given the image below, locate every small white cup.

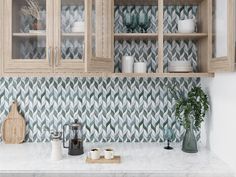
left=104, top=148, right=114, bottom=160
left=178, top=19, right=196, bottom=33
left=134, top=62, right=147, bottom=73
left=88, top=148, right=101, bottom=160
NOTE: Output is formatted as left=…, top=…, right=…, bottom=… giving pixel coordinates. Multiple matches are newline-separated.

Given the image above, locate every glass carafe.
left=63, top=119, right=84, bottom=156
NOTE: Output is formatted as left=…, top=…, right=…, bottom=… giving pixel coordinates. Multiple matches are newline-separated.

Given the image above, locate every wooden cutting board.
left=1, top=102, right=26, bottom=144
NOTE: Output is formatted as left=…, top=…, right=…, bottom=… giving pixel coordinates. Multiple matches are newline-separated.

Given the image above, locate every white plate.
left=168, top=67, right=193, bottom=73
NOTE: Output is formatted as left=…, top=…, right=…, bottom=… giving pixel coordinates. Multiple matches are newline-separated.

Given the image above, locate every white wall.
left=203, top=73, right=236, bottom=173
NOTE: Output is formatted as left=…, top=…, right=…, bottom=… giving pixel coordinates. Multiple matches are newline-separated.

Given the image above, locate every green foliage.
left=169, top=86, right=209, bottom=130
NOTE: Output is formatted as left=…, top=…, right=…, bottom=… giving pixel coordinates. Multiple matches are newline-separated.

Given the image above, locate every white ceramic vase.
left=122, top=56, right=134, bottom=73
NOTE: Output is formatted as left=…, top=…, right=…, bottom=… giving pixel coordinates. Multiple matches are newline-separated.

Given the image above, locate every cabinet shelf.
left=12, top=33, right=46, bottom=37
left=62, top=32, right=85, bottom=37
left=164, top=0, right=204, bottom=5
left=164, top=33, right=208, bottom=40
left=115, top=0, right=158, bottom=6
left=114, top=33, right=158, bottom=40
left=74, top=72, right=214, bottom=78
left=115, top=0, right=203, bottom=6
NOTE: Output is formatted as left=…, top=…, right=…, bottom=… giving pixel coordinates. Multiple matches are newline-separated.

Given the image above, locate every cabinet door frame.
left=3, top=0, right=54, bottom=73
left=209, top=0, right=235, bottom=72
left=0, top=0, right=3, bottom=76
left=86, top=0, right=114, bottom=73
left=53, top=0, right=86, bottom=73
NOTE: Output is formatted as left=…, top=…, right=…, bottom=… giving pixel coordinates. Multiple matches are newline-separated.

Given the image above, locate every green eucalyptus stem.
left=169, top=85, right=209, bottom=130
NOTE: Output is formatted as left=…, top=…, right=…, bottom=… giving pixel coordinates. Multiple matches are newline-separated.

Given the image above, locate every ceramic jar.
left=134, top=62, right=147, bottom=73
left=122, top=56, right=134, bottom=73
left=51, top=132, right=63, bottom=161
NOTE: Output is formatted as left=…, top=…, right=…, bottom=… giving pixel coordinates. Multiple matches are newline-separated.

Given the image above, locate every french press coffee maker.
left=63, top=119, right=84, bottom=156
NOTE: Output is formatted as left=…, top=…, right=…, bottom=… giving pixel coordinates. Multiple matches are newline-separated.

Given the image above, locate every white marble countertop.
left=0, top=143, right=234, bottom=177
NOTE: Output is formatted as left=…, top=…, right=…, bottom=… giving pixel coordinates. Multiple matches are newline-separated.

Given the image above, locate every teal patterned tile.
left=0, top=77, right=200, bottom=142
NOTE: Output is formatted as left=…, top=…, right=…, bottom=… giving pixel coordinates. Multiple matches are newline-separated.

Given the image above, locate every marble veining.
left=0, top=143, right=233, bottom=177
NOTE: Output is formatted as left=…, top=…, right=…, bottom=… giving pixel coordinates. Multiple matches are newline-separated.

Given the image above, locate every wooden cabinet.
left=0, top=0, right=235, bottom=77
left=209, top=0, right=235, bottom=72
left=3, top=0, right=54, bottom=73
left=86, top=0, right=114, bottom=72
left=2, top=0, right=113, bottom=74
left=0, top=0, right=3, bottom=75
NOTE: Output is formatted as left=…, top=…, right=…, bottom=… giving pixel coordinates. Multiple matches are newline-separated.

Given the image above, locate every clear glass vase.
left=182, top=119, right=198, bottom=153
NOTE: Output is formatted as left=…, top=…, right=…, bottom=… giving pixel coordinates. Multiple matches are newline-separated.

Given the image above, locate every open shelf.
left=115, top=0, right=158, bottom=6
left=73, top=72, right=214, bottom=78
left=12, top=33, right=46, bottom=37
left=164, top=0, right=204, bottom=5
left=114, top=33, right=158, bottom=40
left=164, top=33, right=208, bottom=40
left=115, top=0, right=204, bottom=6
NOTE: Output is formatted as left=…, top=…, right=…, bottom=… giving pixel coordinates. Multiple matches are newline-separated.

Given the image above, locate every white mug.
left=104, top=148, right=114, bottom=160
left=88, top=148, right=101, bottom=160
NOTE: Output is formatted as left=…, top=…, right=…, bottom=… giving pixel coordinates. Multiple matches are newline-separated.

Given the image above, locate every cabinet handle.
left=48, top=47, right=52, bottom=66
left=55, top=47, right=59, bottom=67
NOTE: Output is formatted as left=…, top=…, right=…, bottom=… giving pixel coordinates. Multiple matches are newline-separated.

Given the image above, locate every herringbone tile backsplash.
left=0, top=77, right=200, bottom=142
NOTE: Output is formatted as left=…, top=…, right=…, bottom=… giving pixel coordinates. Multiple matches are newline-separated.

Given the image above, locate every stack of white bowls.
left=168, top=61, right=193, bottom=73
left=72, top=21, right=85, bottom=33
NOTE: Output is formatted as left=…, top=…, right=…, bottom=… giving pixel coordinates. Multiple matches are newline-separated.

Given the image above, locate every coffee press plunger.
left=63, top=119, right=84, bottom=155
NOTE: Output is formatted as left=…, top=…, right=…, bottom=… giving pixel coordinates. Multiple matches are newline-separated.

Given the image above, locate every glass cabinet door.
left=54, top=0, right=86, bottom=73
left=4, top=0, right=53, bottom=72
left=210, top=0, right=235, bottom=72
left=86, top=0, right=113, bottom=72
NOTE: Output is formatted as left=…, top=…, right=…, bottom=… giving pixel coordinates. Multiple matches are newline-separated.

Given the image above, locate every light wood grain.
left=114, top=33, right=158, bottom=40
left=1, top=0, right=231, bottom=77
left=12, top=33, right=46, bottom=37
left=86, top=0, right=114, bottom=73
left=209, top=0, right=235, bottom=72
left=86, top=156, right=121, bottom=164
left=2, top=102, right=26, bottom=144
left=1, top=72, right=214, bottom=78
left=158, top=0, right=164, bottom=73
left=3, top=0, right=53, bottom=73
left=164, top=0, right=204, bottom=5
left=115, top=0, right=158, bottom=6
left=197, top=0, right=209, bottom=73
left=0, top=0, right=3, bottom=76
left=164, top=33, right=208, bottom=40
left=54, top=0, right=86, bottom=73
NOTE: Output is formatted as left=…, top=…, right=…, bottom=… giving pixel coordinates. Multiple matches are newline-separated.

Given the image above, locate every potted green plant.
left=169, top=86, right=209, bottom=153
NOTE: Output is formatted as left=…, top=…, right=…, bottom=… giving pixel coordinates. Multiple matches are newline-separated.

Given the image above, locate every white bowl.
left=178, top=19, right=195, bottom=33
